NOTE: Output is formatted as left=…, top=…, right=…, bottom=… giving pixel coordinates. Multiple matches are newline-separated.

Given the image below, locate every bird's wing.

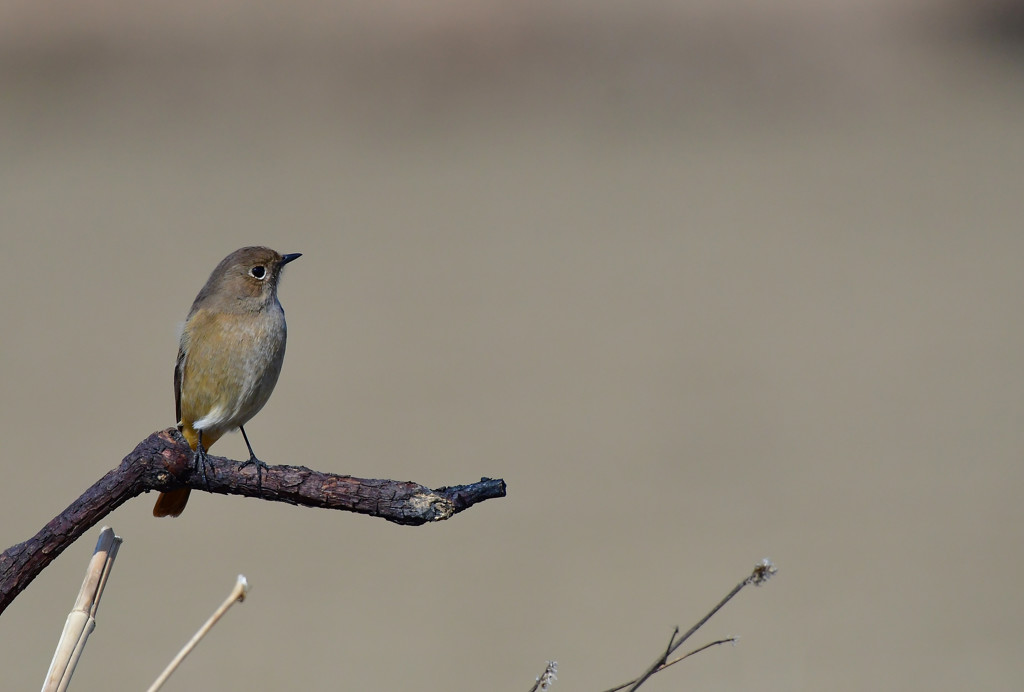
left=174, top=345, right=185, bottom=425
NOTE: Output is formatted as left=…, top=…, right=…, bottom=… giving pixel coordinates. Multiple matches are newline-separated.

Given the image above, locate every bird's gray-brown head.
left=192, top=246, right=301, bottom=314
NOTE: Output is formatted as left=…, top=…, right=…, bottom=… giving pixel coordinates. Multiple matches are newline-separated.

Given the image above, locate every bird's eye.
left=250, top=265, right=267, bottom=279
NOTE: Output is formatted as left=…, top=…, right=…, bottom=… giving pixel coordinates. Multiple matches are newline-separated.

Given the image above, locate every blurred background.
left=2, top=0, right=1023, bottom=689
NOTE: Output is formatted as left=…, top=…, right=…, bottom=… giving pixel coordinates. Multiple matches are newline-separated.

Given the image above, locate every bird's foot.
left=193, top=445, right=214, bottom=490
left=238, top=455, right=270, bottom=495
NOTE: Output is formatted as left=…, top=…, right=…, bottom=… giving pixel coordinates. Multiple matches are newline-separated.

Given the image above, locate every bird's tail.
left=152, top=488, right=191, bottom=517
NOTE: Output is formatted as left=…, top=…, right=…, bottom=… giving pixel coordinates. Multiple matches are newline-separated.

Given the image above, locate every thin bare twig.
left=623, top=559, right=777, bottom=691
left=526, top=660, right=558, bottom=692
left=147, top=575, right=249, bottom=692
left=600, top=638, right=736, bottom=692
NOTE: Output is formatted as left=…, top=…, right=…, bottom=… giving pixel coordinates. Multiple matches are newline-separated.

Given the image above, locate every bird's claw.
left=238, top=456, right=270, bottom=496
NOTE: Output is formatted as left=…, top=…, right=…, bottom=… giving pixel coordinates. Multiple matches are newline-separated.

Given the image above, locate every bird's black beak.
left=280, top=253, right=302, bottom=266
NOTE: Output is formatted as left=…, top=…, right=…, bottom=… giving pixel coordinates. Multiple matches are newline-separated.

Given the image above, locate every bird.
left=153, top=246, right=301, bottom=517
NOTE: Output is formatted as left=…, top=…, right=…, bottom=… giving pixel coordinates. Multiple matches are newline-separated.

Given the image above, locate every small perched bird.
left=153, top=246, right=301, bottom=517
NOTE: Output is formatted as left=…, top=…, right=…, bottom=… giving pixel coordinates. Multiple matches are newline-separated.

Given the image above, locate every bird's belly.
left=180, top=309, right=287, bottom=434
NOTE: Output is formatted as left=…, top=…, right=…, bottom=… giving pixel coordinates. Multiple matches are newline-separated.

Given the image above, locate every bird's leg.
left=238, top=426, right=269, bottom=495
left=193, top=430, right=213, bottom=490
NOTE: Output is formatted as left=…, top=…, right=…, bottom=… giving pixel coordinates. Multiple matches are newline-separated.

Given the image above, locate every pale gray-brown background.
left=2, top=1, right=1023, bottom=690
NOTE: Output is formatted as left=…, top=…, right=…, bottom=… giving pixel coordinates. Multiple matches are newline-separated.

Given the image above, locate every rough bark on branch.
left=0, top=428, right=506, bottom=616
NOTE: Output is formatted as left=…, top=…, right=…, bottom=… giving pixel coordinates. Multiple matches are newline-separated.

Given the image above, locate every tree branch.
left=0, top=428, right=506, bottom=616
